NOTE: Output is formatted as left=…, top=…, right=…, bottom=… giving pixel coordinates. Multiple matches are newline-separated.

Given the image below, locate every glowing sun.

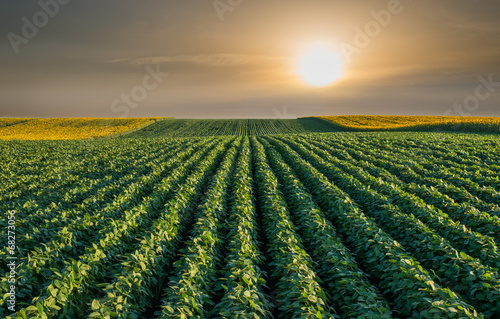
left=297, top=43, right=344, bottom=87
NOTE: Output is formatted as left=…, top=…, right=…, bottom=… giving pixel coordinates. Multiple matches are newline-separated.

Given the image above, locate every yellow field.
left=314, top=115, right=500, bottom=132
left=0, top=118, right=32, bottom=128
left=0, top=118, right=167, bottom=140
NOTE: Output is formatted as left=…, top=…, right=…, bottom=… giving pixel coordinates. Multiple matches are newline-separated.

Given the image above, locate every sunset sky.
left=1, top=0, right=499, bottom=118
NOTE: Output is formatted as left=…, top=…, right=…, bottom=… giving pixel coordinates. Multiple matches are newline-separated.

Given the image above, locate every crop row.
left=3, top=133, right=499, bottom=318
left=265, top=136, right=481, bottom=318
left=273, top=136, right=500, bottom=316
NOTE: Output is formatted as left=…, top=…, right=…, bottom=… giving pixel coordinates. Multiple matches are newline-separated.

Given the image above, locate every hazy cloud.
left=0, top=0, right=499, bottom=118
left=108, top=53, right=284, bottom=67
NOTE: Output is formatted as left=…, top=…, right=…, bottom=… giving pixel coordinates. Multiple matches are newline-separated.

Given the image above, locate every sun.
left=297, top=43, right=344, bottom=87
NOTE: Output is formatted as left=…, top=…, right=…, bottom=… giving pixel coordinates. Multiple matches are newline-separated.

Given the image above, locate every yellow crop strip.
left=0, top=118, right=32, bottom=128
left=0, top=118, right=167, bottom=140
left=315, top=115, right=500, bottom=131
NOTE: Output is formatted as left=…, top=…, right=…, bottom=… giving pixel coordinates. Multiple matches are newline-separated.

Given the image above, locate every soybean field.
left=1, top=132, right=500, bottom=318
left=121, top=119, right=335, bottom=138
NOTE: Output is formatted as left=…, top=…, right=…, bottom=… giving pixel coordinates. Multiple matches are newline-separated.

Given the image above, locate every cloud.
left=108, top=54, right=285, bottom=67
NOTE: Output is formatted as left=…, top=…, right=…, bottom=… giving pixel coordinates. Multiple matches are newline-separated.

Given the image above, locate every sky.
left=1, top=0, right=499, bottom=119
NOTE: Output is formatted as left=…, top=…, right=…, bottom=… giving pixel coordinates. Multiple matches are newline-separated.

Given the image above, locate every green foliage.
left=1, top=131, right=499, bottom=318
left=259, top=137, right=392, bottom=319
left=266, top=136, right=483, bottom=318
left=251, top=137, right=338, bottom=318
left=121, top=118, right=335, bottom=138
